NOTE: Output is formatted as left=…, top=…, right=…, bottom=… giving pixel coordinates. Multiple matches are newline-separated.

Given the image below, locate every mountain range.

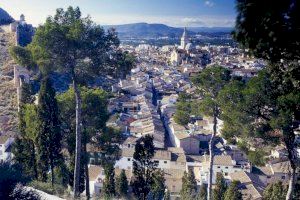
left=103, top=23, right=233, bottom=39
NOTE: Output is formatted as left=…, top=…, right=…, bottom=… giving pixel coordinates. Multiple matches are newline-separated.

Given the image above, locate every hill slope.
left=0, top=7, right=14, bottom=25
left=0, top=26, right=18, bottom=134
left=103, top=23, right=233, bottom=39
left=104, top=23, right=185, bottom=38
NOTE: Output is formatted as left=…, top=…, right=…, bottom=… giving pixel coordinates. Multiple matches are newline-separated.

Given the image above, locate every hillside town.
left=1, top=1, right=300, bottom=200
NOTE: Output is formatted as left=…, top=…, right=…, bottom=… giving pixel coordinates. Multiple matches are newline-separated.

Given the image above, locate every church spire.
left=180, top=27, right=188, bottom=49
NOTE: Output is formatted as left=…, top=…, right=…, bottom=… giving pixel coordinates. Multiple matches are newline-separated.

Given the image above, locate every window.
left=127, top=158, right=131, bottom=161
left=164, top=161, right=167, bottom=164
left=128, top=144, right=130, bottom=148
left=217, top=166, right=220, bottom=168
left=225, top=167, right=228, bottom=169
left=224, top=172, right=228, bottom=176
left=282, top=176, right=285, bottom=180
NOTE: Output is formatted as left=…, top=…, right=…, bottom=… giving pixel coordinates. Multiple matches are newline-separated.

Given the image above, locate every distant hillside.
left=0, top=7, right=14, bottom=25
left=104, top=23, right=185, bottom=38
left=103, top=22, right=232, bottom=39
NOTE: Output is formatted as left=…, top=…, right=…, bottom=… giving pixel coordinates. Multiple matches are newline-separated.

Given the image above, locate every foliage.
left=174, top=101, right=191, bottom=125
left=9, top=6, right=130, bottom=197
left=12, top=137, right=37, bottom=179
left=131, top=135, right=157, bottom=199
left=197, top=184, right=207, bottom=200
left=213, top=173, right=227, bottom=200
left=180, top=169, right=197, bottom=200
left=111, top=50, right=136, bottom=79
left=263, top=181, right=287, bottom=200
left=20, top=82, right=35, bottom=105
left=92, top=127, right=122, bottom=165
left=13, top=103, right=39, bottom=179
left=103, top=164, right=116, bottom=198
left=192, top=65, right=231, bottom=199
left=237, top=141, right=249, bottom=154
left=29, top=180, right=66, bottom=196
left=234, top=0, right=300, bottom=62
left=10, top=183, right=41, bottom=200
left=57, top=86, right=110, bottom=190
left=224, top=181, right=242, bottom=200
left=247, top=150, right=266, bottom=167
left=9, top=46, right=35, bottom=70
left=233, top=2, right=300, bottom=198
left=36, top=76, right=62, bottom=183
left=116, top=169, right=128, bottom=197
left=150, top=170, right=166, bottom=200
left=0, top=162, right=29, bottom=200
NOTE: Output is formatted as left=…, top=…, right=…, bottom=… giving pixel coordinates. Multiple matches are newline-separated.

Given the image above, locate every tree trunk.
left=84, top=142, right=90, bottom=199
left=32, top=141, right=38, bottom=180
left=286, top=167, right=296, bottom=200
left=73, top=80, right=82, bottom=198
left=50, top=159, right=54, bottom=187
left=284, top=133, right=296, bottom=200
left=207, top=112, right=217, bottom=200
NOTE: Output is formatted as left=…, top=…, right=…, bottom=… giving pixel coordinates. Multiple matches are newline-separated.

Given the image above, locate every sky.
left=0, top=0, right=236, bottom=27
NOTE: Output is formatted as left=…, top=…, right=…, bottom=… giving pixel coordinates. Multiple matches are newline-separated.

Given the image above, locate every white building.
left=198, top=155, right=251, bottom=185
left=0, top=135, right=14, bottom=162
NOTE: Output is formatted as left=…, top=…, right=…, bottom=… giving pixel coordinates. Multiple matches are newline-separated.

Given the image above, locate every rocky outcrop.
left=0, top=26, right=18, bottom=134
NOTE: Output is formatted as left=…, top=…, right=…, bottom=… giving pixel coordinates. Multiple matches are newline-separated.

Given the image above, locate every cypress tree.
left=131, top=135, right=157, bottom=200
left=180, top=169, right=198, bottom=200
left=37, top=76, right=62, bottom=185
left=116, top=169, right=128, bottom=197
left=263, top=181, right=287, bottom=200
left=213, top=173, right=227, bottom=200
left=103, top=164, right=116, bottom=198
left=151, top=170, right=166, bottom=200
left=224, top=181, right=242, bottom=200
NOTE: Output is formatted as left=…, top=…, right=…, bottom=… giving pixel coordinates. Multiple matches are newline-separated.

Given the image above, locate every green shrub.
left=29, top=181, right=66, bottom=196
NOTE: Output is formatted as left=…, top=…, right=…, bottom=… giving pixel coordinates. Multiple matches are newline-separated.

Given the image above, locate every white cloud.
left=204, top=0, right=215, bottom=7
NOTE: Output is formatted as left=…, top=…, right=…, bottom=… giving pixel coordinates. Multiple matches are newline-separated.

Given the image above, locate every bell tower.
left=180, top=27, right=188, bottom=49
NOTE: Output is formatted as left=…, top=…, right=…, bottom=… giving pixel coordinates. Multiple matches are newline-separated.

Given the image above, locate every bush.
left=247, top=150, right=266, bottom=166
left=29, top=181, right=66, bottom=196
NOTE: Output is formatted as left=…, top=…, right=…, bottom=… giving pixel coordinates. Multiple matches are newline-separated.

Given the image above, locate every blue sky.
left=0, top=0, right=236, bottom=27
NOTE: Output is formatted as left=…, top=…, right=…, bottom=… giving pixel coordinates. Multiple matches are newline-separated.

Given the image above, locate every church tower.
left=180, top=27, right=188, bottom=49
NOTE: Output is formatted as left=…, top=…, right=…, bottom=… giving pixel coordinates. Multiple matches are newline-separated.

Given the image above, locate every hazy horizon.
left=1, top=0, right=236, bottom=27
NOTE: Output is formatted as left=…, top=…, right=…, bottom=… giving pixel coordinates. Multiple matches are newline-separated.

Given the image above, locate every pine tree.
left=131, top=135, right=157, bottom=200
left=224, top=181, right=242, bottom=200
left=180, top=169, right=198, bottom=200
left=103, top=164, right=116, bottom=198
left=197, top=184, right=207, bottom=200
left=263, top=181, right=287, bottom=200
left=116, top=169, right=128, bottom=197
left=36, top=76, right=62, bottom=185
left=151, top=170, right=166, bottom=200
left=192, top=66, right=231, bottom=200
left=213, top=173, right=227, bottom=200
